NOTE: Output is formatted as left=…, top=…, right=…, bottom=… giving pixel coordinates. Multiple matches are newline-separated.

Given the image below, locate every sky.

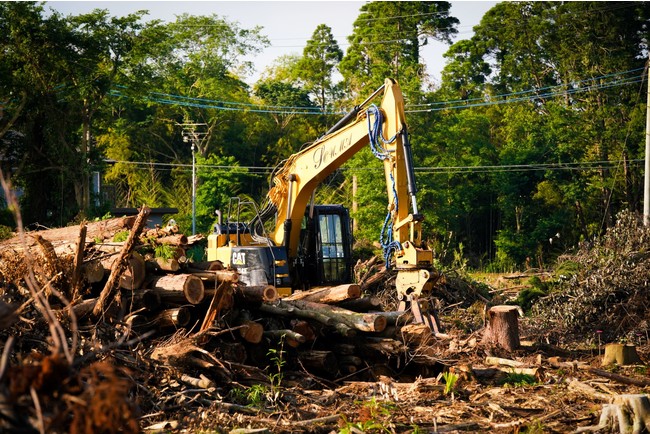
left=46, top=1, right=497, bottom=85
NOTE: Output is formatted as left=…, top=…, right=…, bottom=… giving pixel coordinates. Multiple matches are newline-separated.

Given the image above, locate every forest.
left=2, top=1, right=650, bottom=271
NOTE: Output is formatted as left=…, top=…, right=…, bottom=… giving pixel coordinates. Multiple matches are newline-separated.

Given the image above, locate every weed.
left=339, top=398, right=396, bottom=433
left=521, top=420, right=546, bottom=433
left=500, top=371, right=537, bottom=388
left=442, top=371, right=459, bottom=395
left=265, top=338, right=286, bottom=405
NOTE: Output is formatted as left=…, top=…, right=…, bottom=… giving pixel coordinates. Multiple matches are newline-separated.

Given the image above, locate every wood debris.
left=1, top=210, right=650, bottom=432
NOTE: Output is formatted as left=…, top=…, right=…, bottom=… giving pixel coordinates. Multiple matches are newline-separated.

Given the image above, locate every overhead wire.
left=106, top=66, right=645, bottom=116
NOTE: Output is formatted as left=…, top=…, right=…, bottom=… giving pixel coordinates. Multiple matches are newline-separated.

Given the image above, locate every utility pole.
left=643, top=58, right=650, bottom=226
left=180, top=123, right=207, bottom=235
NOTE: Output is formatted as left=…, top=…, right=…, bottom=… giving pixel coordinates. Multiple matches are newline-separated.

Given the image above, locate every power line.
left=107, top=67, right=644, bottom=116
left=106, top=158, right=644, bottom=175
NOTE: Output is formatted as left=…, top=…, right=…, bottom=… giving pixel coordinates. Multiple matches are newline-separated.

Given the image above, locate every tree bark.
left=147, top=274, right=205, bottom=305
left=151, top=306, right=192, bottom=328
left=602, top=343, right=643, bottom=366
left=93, top=206, right=150, bottom=316
left=285, top=284, right=361, bottom=304
left=70, top=223, right=87, bottom=301
left=285, top=299, right=387, bottom=333
left=482, top=305, right=520, bottom=351
left=189, top=270, right=239, bottom=284
left=233, top=285, right=278, bottom=303
left=100, top=251, right=146, bottom=290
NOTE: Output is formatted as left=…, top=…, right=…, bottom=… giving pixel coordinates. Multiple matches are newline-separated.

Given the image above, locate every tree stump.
left=481, top=305, right=520, bottom=351
left=576, top=394, right=650, bottom=434
left=602, top=343, right=644, bottom=366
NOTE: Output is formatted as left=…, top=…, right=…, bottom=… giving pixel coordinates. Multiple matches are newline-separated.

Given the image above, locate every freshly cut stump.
left=482, top=305, right=520, bottom=351
left=602, top=343, right=644, bottom=366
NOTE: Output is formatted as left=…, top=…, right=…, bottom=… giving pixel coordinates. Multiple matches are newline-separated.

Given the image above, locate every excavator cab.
left=296, top=204, right=353, bottom=289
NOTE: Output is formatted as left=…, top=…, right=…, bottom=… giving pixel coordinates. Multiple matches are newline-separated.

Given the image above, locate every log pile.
left=0, top=207, right=446, bottom=432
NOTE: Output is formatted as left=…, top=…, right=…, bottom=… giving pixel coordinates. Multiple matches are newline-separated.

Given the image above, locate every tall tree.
left=340, top=1, right=458, bottom=97
left=438, top=1, right=650, bottom=267
left=296, top=24, right=343, bottom=113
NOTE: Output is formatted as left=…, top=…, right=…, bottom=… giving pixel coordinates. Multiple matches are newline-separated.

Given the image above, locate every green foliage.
left=112, top=230, right=130, bottom=242
left=340, top=1, right=459, bottom=96
left=339, top=398, right=396, bottom=434
left=0, top=225, right=13, bottom=240
left=4, top=0, right=650, bottom=276
left=442, top=371, right=459, bottom=395
left=154, top=244, right=177, bottom=260
left=296, top=24, right=343, bottom=112
left=513, top=276, right=549, bottom=312
left=499, top=371, right=538, bottom=388
left=265, top=338, right=286, bottom=406
left=185, top=243, right=206, bottom=262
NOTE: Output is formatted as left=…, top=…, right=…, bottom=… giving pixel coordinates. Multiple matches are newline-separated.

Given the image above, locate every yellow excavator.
left=207, top=78, right=442, bottom=332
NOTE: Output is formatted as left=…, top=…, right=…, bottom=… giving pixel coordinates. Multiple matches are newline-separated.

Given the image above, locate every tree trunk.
left=338, top=295, right=382, bottom=312
left=286, top=299, right=387, bottom=332
left=100, top=251, right=146, bottom=290
left=482, top=305, right=520, bottom=351
left=233, top=285, right=278, bottom=303
left=151, top=306, right=192, bottom=328
left=285, top=284, right=361, bottom=304
left=189, top=270, right=239, bottom=284
left=147, top=274, right=205, bottom=305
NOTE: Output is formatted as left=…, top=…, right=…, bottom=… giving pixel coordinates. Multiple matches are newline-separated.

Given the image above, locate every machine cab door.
left=301, top=205, right=352, bottom=286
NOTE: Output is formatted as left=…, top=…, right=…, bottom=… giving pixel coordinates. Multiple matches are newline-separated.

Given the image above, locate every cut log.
left=258, top=301, right=333, bottom=326
left=291, top=320, right=316, bottom=342
left=0, top=215, right=136, bottom=250
left=122, top=289, right=162, bottom=311
left=99, top=251, right=146, bottom=290
left=156, top=234, right=188, bottom=246
left=263, top=329, right=305, bottom=347
left=81, top=260, right=105, bottom=284
left=145, top=257, right=181, bottom=273
left=285, top=299, right=387, bottom=333
left=298, top=350, right=338, bottom=374
left=200, top=282, right=234, bottom=332
left=151, top=306, right=192, bottom=328
left=233, top=285, right=279, bottom=303
left=399, top=323, right=434, bottom=346
left=239, top=321, right=264, bottom=344
left=602, top=343, right=644, bottom=366
left=148, top=274, right=205, bottom=305
left=285, top=284, right=361, bottom=304
left=485, top=356, right=525, bottom=368
left=338, top=295, right=382, bottom=312
left=189, top=270, right=239, bottom=284
left=481, top=305, right=520, bottom=351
